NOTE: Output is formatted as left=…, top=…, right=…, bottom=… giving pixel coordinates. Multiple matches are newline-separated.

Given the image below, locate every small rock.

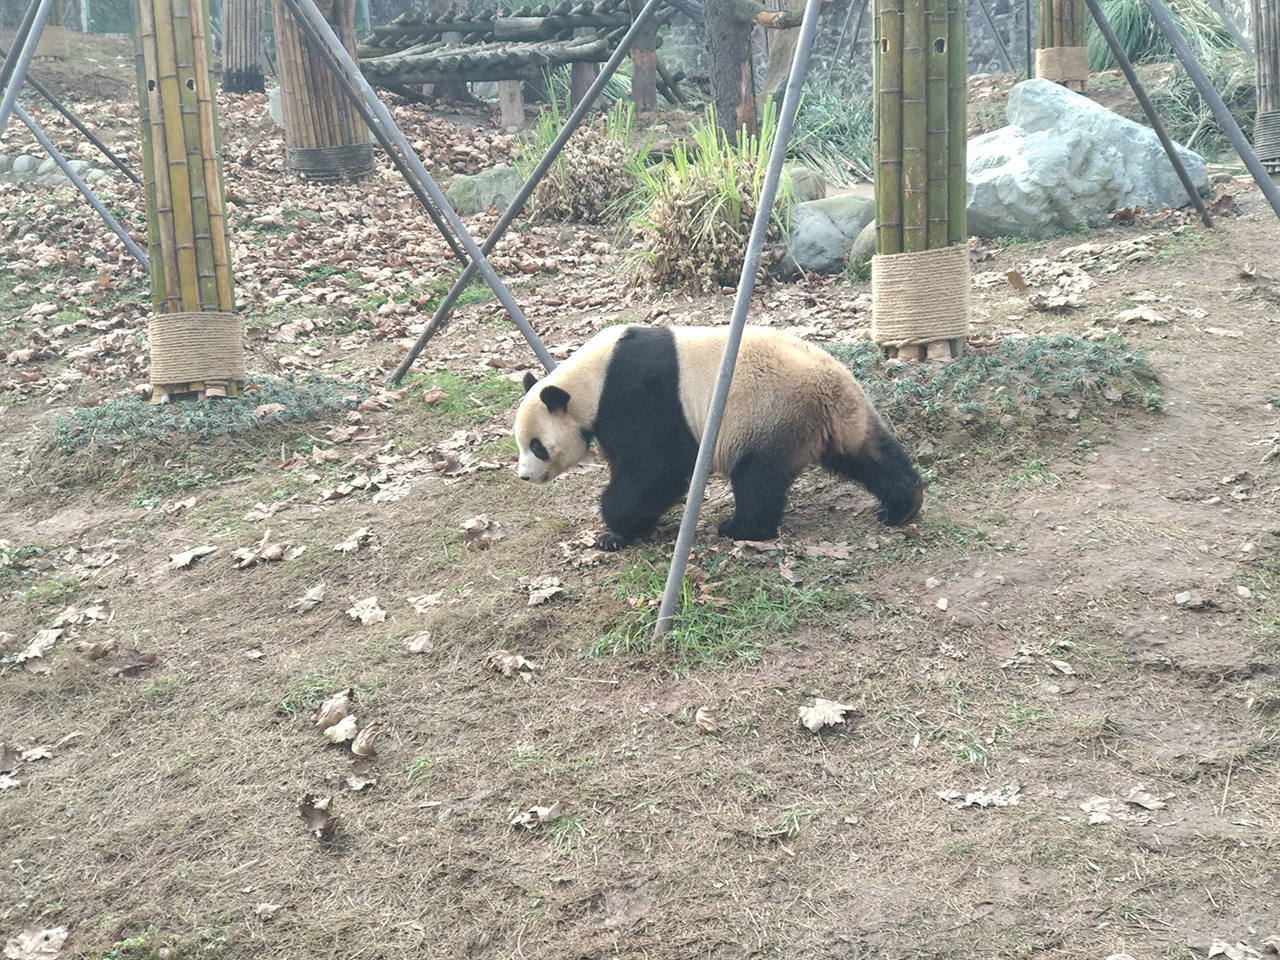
left=935, top=597, right=949, bottom=611
left=925, top=577, right=942, bottom=589
left=1237, top=585, right=1252, bottom=600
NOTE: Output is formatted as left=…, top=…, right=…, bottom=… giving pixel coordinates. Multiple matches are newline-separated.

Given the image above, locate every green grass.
left=827, top=332, right=1163, bottom=437
left=789, top=86, right=874, bottom=186
left=50, top=373, right=373, bottom=451
left=277, top=666, right=348, bottom=718
left=412, top=368, right=523, bottom=426
left=593, top=551, right=828, bottom=671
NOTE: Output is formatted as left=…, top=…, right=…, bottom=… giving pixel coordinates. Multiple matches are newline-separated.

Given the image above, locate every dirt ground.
left=2, top=33, right=1280, bottom=960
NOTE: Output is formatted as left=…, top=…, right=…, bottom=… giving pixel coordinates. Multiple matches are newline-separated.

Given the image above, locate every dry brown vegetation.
left=2, top=32, right=1280, bottom=960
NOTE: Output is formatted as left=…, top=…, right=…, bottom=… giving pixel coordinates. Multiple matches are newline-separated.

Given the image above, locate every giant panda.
left=514, top=324, right=924, bottom=551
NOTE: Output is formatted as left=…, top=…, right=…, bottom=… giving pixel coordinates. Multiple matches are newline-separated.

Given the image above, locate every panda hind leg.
left=597, top=469, right=690, bottom=551
left=719, top=453, right=797, bottom=542
left=822, top=420, right=924, bottom=526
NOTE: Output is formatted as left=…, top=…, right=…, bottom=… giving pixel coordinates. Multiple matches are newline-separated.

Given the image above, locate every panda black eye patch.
left=530, top=438, right=550, bottom=461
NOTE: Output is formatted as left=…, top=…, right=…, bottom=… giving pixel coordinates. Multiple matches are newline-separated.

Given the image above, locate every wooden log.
left=499, top=78, right=525, bottom=126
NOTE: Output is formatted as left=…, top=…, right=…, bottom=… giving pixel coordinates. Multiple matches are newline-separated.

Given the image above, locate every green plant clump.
left=789, top=87, right=874, bottom=185
left=1087, top=0, right=1243, bottom=70
left=519, top=101, right=652, bottom=224
left=50, top=374, right=373, bottom=451
left=827, top=333, right=1162, bottom=434
left=629, top=103, right=790, bottom=292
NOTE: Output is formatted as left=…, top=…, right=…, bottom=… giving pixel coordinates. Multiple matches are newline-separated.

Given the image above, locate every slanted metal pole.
left=973, top=0, right=1016, bottom=72
left=1083, top=0, right=1213, bottom=227
left=0, top=0, right=56, bottom=137
left=0, top=43, right=141, bottom=184
left=1204, top=0, right=1252, bottom=60
left=653, top=0, right=823, bottom=640
left=13, top=101, right=150, bottom=270
left=387, top=0, right=667, bottom=385
left=1139, top=0, right=1280, bottom=221
left=278, top=0, right=556, bottom=371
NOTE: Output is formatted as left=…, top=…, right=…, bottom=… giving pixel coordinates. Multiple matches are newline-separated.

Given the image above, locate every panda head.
left=515, top=372, right=591, bottom=484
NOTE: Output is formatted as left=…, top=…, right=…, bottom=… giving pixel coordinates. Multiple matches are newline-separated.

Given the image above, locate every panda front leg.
left=719, top=453, right=797, bottom=543
left=596, top=467, right=691, bottom=551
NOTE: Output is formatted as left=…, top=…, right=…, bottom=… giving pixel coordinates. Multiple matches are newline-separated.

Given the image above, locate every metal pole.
left=0, top=0, right=56, bottom=138
left=279, top=0, right=557, bottom=371
left=14, top=101, right=150, bottom=270
left=1083, top=0, right=1214, bottom=227
left=973, top=0, right=1016, bottom=72
left=387, top=0, right=667, bottom=385
left=653, top=0, right=824, bottom=640
left=274, top=0, right=470, bottom=265
left=1140, top=0, right=1280, bottom=222
left=0, top=43, right=141, bottom=184
left=825, top=0, right=862, bottom=86
left=1203, top=0, right=1252, bottom=60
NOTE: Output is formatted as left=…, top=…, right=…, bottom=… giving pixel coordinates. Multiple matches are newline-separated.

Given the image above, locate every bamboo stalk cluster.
left=223, top=0, right=266, bottom=93
left=873, top=0, right=966, bottom=255
left=1039, top=0, right=1086, bottom=47
left=276, top=0, right=369, bottom=153
left=132, top=0, right=235, bottom=315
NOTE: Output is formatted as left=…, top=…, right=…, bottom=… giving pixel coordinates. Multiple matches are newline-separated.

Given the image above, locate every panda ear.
left=522, top=371, right=539, bottom=394
left=540, top=385, right=571, bottom=414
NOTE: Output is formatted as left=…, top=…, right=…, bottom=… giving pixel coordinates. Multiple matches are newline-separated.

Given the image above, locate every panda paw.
left=717, top=519, right=779, bottom=543
left=594, top=529, right=632, bottom=551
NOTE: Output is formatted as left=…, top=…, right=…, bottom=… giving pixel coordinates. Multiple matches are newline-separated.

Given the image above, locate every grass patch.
left=828, top=332, right=1162, bottom=443
left=49, top=374, right=372, bottom=451
left=413, top=368, right=523, bottom=426
left=593, top=550, right=827, bottom=671
left=789, top=87, right=874, bottom=186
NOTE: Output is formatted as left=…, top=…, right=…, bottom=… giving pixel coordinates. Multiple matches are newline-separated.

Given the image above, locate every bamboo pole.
left=947, top=0, right=966, bottom=245
left=901, top=0, right=927, bottom=253
left=134, top=0, right=244, bottom=396
left=925, top=0, right=949, bottom=249
left=875, top=0, right=903, bottom=255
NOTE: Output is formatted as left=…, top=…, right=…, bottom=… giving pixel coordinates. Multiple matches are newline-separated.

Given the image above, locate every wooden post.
left=498, top=79, right=525, bottom=128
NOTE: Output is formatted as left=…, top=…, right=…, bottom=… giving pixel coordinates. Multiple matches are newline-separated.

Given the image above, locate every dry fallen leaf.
left=346, top=759, right=379, bottom=791
left=694, top=706, right=721, bottom=736
left=461, top=515, right=505, bottom=550
left=0, top=743, right=20, bottom=773
left=322, top=715, right=359, bottom=744
left=311, top=688, right=354, bottom=731
left=333, top=527, right=373, bottom=553
left=486, top=649, right=539, bottom=679
left=298, top=793, right=338, bottom=839
left=1124, top=786, right=1168, bottom=810
left=511, top=799, right=567, bottom=829
left=108, top=649, right=158, bottom=677
left=289, top=583, right=326, bottom=612
left=351, top=720, right=382, bottom=758
left=402, top=631, right=434, bottom=653
left=518, top=574, right=564, bottom=606
left=169, top=544, right=216, bottom=569
left=798, top=698, right=857, bottom=733
left=346, top=596, right=387, bottom=625
left=3, top=925, right=69, bottom=960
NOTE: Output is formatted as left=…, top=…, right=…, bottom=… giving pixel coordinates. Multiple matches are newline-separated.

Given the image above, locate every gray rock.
left=777, top=192, right=876, bottom=276
left=784, top=163, right=826, bottom=202
left=37, top=157, right=59, bottom=177
left=268, top=85, right=283, bottom=126
left=12, top=154, right=41, bottom=175
left=445, top=163, right=524, bottom=215
left=0, top=154, right=11, bottom=174
left=848, top=218, right=877, bottom=273
left=967, top=78, right=1209, bottom=239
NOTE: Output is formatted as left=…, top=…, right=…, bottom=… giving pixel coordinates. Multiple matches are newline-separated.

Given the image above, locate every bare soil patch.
left=2, top=45, right=1279, bottom=960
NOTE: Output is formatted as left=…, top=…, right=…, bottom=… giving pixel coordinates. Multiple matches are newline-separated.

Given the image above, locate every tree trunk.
left=433, top=0, right=469, bottom=99
left=132, top=0, right=245, bottom=399
left=222, top=0, right=266, bottom=93
left=702, top=0, right=757, bottom=138
left=628, top=0, right=659, bottom=111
